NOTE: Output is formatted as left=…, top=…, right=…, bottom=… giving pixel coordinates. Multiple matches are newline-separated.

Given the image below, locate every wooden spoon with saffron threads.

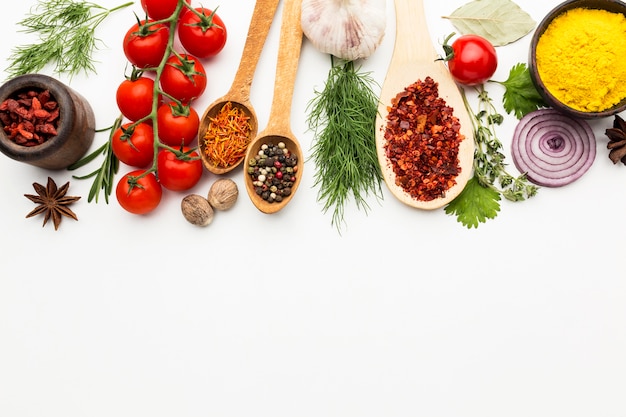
left=243, top=0, right=304, bottom=214
left=198, top=0, right=281, bottom=175
left=375, top=0, right=474, bottom=209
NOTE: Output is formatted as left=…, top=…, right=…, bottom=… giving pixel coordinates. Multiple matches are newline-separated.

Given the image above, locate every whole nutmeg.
left=207, top=178, right=238, bottom=210
left=181, top=194, right=214, bottom=226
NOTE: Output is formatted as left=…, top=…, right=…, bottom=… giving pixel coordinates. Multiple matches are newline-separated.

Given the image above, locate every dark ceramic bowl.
left=529, top=0, right=626, bottom=119
left=0, top=74, right=95, bottom=169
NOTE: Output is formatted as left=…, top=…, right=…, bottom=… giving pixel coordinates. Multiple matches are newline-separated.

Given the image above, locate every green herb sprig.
left=490, top=62, right=547, bottom=119
left=445, top=85, right=539, bottom=228
left=6, top=0, right=133, bottom=79
left=67, top=116, right=122, bottom=203
left=307, top=59, right=383, bottom=233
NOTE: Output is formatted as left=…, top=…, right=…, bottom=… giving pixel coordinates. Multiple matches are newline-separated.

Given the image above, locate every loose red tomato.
left=111, top=122, right=155, bottom=168
left=116, top=169, right=163, bottom=215
left=123, top=20, right=169, bottom=69
left=160, top=53, right=207, bottom=103
left=178, top=7, right=227, bottom=58
left=157, top=147, right=203, bottom=191
left=140, top=0, right=189, bottom=20
left=156, top=102, right=199, bottom=147
left=116, top=76, right=161, bottom=122
left=443, top=34, right=497, bottom=85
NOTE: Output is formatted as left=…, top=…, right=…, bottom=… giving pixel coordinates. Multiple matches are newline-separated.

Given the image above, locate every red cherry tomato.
left=116, top=76, right=161, bottom=122
left=178, top=7, right=227, bottom=58
left=111, top=122, right=155, bottom=168
left=116, top=169, right=162, bottom=215
left=123, top=20, right=169, bottom=69
left=445, top=34, right=497, bottom=86
left=160, top=53, right=207, bottom=103
left=140, top=0, right=189, bottom=20
left=157, top=147, right=203, bottom=191
left=156, top=103, right=199, bottom=147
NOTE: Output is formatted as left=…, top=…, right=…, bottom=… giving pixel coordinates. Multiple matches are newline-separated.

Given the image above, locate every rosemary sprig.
left=5, top=0, right=133, bottom=79
left=307, top=58, right=383, bottom=233
left=67, top=116, right=122, bottom=203
left=445, top=85, right=538, bottom=228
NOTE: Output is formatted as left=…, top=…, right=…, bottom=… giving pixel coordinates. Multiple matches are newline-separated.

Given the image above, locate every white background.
left=1, top=0, right=625, bottom=416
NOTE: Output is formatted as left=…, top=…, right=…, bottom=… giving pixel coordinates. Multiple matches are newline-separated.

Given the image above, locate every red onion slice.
left=511, top=109, right=596, bottom=187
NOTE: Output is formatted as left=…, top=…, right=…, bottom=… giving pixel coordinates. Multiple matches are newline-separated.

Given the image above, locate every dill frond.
left=5, top=0, right=132, bottom=79
left=307, top=58, right=383, bottom=233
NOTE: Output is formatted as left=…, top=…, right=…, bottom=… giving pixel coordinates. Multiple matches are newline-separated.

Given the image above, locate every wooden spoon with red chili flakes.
left=375, top=0, right=474, bottom=210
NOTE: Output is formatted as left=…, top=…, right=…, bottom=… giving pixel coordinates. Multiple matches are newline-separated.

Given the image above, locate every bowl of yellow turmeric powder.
left=529, top=0, right=626, bottom=118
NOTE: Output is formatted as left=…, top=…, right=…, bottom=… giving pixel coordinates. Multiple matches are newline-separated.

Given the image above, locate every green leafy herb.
left=445, top=85, right=539, bottom=228
left=445, top=176, right=500, bottom=229
left=67, top=116, right=122, bottom=203
left=490, top=62, right=547, bottom=119
left=307, top=58, right=383, bottom=233
left=6, top=0, right=132, bottom=79
left=442, top=0, right=535, bottom=46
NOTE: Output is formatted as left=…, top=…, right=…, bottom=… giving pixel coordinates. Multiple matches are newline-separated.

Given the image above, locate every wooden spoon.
left=243, top=0, right=304, bottom=214
left=375, top=0, right=474, bottom=210
left=198, top=0, right=281, bottom=175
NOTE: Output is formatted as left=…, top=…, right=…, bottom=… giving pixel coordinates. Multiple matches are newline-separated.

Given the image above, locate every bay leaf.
left=442, top=0, right=536, bottom=46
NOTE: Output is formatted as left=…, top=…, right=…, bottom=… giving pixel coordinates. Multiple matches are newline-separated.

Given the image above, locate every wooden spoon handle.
left=392, top=0, right=436, bottom=66
left=228, top=0, right=282, bottom=100
left=265, top=0, right=303, bottom=133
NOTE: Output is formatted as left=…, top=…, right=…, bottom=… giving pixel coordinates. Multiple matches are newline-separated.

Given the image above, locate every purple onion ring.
left=511, top=109, right=596, bottom=187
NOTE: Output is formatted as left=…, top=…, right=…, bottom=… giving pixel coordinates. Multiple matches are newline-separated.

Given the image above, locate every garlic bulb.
left=301, top=0, right=386, bottom=61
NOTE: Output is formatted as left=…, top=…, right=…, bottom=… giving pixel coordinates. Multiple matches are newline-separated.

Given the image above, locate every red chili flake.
left=383, top=76, right=464, bottom=202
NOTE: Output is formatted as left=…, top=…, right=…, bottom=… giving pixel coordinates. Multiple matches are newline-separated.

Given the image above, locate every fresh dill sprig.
left=307, top=58, right=383, bottom=233
left=445, top=85, right=539, bottom=228
left=5, top=0, right=133, bottom=79
left=67, top=115, right=122, bottom=204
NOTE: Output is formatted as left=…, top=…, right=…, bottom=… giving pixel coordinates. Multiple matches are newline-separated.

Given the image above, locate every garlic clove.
left=301, top=0, right=386, bottom=61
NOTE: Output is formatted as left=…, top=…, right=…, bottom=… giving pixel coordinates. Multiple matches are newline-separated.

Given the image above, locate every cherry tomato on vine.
left=123, top=20, right=169, bottom=69
left=116, top=76, right=161, bottom=122
left=157, top=147, right=203, bottom=191
left=156, top=102, right=199, bottom=147
left=178, top=7, right=227, bottom=59
left=111, top=122, right=155, bottom=168
left=116, top=169, right=163, bottom=215
left=140, top=0, right=189, bottom=20
left=442, top=34, right=497, bottom=86
left=160, top=53, right=207, bottom=103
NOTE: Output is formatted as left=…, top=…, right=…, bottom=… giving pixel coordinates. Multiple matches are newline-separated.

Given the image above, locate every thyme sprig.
left=307, top=58, right=383, bottom=233
left=445, top=85, right=538, bottom=228
left=5, top=0, right=133, bottom=79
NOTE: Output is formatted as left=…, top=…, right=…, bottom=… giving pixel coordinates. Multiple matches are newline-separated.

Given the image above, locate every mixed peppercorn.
left=247, top=141, right=298, bottom=203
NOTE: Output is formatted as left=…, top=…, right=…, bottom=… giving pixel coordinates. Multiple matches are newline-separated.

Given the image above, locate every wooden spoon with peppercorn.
left=375, top=0, right=474, bottom=210
left=243, top=0, right=304, bottom=214
left=198, top=0, right=280, bottom=175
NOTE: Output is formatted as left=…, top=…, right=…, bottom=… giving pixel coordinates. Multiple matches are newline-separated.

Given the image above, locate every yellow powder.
left=536, top=7, right=626, bottom=112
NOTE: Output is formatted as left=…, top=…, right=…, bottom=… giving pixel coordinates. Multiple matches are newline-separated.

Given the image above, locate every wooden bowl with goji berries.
left=0, top=73, right=95, bottom=170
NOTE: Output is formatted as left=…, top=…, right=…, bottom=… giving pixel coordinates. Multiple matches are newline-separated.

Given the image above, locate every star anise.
left=605, top=114, right=626, bottom=165
left=24, top=177, right=80, bottom=230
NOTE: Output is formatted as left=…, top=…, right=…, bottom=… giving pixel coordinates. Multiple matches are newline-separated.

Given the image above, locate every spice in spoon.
left=202, top=101, right=252, bottom=168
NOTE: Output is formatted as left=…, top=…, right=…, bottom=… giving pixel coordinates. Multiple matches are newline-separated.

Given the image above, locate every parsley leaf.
left=445, top=85, right=538, bottom=229
left=490, top=62, right=547, bottom=119
left=445, top=176, right=501, bottom=229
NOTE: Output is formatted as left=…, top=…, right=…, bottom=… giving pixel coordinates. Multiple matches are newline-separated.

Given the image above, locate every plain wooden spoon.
left=198, top=0, right=281, bottom=175
left=243, top=0, right=304, bottom=214
left=375, top=0, right=474, bottom=210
